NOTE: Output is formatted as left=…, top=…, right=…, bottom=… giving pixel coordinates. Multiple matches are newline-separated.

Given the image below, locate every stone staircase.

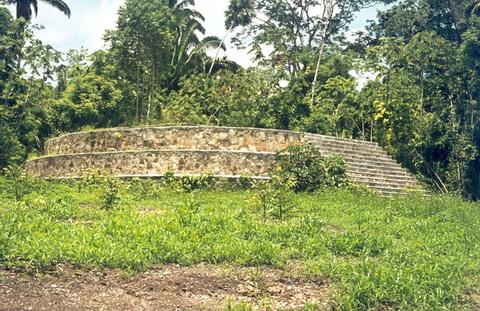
left=305, top=134, right=423, bottom=196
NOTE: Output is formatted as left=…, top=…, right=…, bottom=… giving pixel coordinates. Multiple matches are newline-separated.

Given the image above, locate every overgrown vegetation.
left=1, top=177, right=480, bottom=310
left=276, top=144, right=349, bottom=192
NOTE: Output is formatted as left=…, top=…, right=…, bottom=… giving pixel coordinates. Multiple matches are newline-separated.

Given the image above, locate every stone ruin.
left=25, top=126, right=422, bottom=195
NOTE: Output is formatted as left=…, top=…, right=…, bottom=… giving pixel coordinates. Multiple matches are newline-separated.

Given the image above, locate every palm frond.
left=40, top=0, right=70, bottom=17
left=184, top=18, right=205, bottom=35
left=174, top=0, right=196, bottom=10
left=466, top=1, right=480, bottom=17
left=198, top=36, right=225, bottom=51
left=205, top=58, right=241, bottom=74
left=175, top=8, right=205, bottom=22
left=32, top=0, right=38, bottom=17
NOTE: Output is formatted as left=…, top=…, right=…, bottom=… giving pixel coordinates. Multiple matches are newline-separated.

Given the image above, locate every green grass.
left=1, top=178, right=480, bottom=310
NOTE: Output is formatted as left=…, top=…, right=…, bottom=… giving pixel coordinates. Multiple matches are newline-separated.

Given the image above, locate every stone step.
left=46, top=126, right=305, bottom=155
left=304, top=134, right=380, bottom=147
left=308, top=143, right=388, bottom=156
left=25, top=150, right=277, bottom=179
left=309, top=143, right=386, bottom=156
left=317, top=147, right=392, bottom=163
left=348, top=172, right=416, bottom=183
left=347, top=163, right=410, bottom=174
left=356, top=184, right=417, bottom=195
left=349, top=173, right=418, bottom=184
left=309, top=143, right=391, bottom=159
left=353, top=184, right=403, bottom=194
left=306, top=136, right=385, bottom=148
left=351, top=178, right=416, bottom=189
left=346, top=161, right=410, bottom=173
left=356, top=180, right=407, bottom=189
left=319, top=151, right=399, bottom=166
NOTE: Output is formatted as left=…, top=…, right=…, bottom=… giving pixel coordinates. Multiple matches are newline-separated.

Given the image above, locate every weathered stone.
left=44, top=126, right=304, bottom=155
left=25, top=150, right=275, bottom=178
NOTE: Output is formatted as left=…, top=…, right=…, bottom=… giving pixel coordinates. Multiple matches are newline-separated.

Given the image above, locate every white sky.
left=5, top=0, right=384, bottom=68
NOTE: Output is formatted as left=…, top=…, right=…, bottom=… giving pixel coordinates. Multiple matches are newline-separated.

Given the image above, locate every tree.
left=164, top=69, right=283, bottom=128
left=170, top=14, right=225, bottom=87
left=4, top=0, right=70, bottom=21
left=208, top=0, right=255, bottom=75
left=227, top=0, right=390, bottom=76
left=369, top=0, right=472, bottom=43
left=105, top=0, right=176, bottom=122
left=0, top=9, right=62, bottom=168
left=104, top=0, right=227, bottom=123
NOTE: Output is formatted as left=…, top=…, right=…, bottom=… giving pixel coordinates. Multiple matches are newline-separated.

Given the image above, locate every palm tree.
left=4, top=0, right=70, bottom=21
left=170, top=19, right=225, bottom=85
left=168, top=0, right=228, bottom=86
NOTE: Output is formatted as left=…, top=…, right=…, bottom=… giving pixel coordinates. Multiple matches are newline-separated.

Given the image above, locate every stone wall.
left=45, top=126, right=305, bottom=155
left=26, top=150, right=276, bottom=179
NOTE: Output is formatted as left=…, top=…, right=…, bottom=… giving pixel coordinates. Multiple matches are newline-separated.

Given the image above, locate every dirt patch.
left=0, top=264, right=331, bottom=310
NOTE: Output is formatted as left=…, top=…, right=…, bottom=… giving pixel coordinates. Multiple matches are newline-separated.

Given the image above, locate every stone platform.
left=26, top=126, right=422, bottom=195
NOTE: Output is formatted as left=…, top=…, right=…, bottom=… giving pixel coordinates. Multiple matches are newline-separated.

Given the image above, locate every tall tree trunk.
left=208, top=25, right=232, bottom=75
left=135, top=63, right=141, bottom=123
left=147, top=64, right=155, bottom=123
left=311, top=0, right=333, bottom=105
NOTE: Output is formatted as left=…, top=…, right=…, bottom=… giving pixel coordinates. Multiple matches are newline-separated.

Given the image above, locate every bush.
left=2, top=164, right=31, bottom=202
left=179, top=173, right=215, bottom=192
left=128, top=178, right=163, bottom=199
left=100, top=176, right=121, bottom=210
left=275, top=144, right=348, bottom=192
left=253, top=177, right=294, bottom=222
left=234, top=174, right=256, bottom=190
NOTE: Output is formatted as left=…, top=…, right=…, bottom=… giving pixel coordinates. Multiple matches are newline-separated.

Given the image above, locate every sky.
left=5, top=0, right=386, bottom=68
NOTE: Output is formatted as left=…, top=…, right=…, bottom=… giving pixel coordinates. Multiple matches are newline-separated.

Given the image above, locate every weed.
left=235, top=174, right=256, bottom=190
left=100, top=176, right=121, bottom=210
left=128, top=178, right=163, bottom=199
left=179, top=173, right=215, bottom=192
left=2, top=164, right=30, bottom=202
left=254, top=177, right=295, bottom=222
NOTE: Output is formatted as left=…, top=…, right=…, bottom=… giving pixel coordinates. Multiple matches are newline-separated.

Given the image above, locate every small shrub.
left=321, top=155, right=349, bottom=188
left=101, top=176, right=121, bottom=210
left=77, top=171, right=103, bottom=191
left=179, top=173, right=215, bottom=192
left=275, top=144, right=348, bottom=192
left=128, top=178, right=162, bottom=199
left=163, top=171, right=176, bottom=186
left=234, top=174, right=256, bottom=190
left=254, top=177, right=294, bottom=222
left=2, top=164, right=30, bottom=202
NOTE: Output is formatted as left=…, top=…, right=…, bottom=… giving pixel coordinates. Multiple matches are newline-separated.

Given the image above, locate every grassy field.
left=1, top=177, right=480, bottom=310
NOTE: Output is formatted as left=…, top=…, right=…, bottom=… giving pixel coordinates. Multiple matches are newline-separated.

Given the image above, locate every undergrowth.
left=0, top=177, right=480, bottom=310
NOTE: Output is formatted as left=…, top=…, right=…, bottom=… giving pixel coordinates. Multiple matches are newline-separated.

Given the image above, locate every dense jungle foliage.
left=1, top=0, right=480, bottom=199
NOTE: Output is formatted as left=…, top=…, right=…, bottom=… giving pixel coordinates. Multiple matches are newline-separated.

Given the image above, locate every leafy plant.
left=179, top=173, right=215, bottom=192
left=77, top=171, right=104, bottom=191
left=100, top=176, right=121, bottom=210
left=254, top=177, right=294, bottom=222
left=275, top=144, right=348, bottom=192
left=234, top=174, right=256, bottom=190
left=2, top=164, right=29, bottom=202
left=128, top=178, right=162, bottom=199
